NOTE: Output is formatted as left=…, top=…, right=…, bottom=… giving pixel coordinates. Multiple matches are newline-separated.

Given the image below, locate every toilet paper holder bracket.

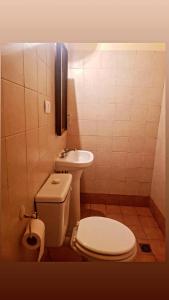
left=24, top=212, right=38, bottom=219
left=19, top=205, right=38, bottom=220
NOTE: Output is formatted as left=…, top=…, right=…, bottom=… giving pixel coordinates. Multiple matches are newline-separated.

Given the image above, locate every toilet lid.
left=76, top=217, right=136, bottom=255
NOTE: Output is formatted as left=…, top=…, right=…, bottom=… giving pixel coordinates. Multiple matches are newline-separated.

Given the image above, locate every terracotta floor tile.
left=123, top=215, right=140, bottom=226
left=133, top=253, right=156, bottom=262
left=139, top=216, right=159, bottom=228
left=135, top=207, right=152, bottom=217
left=90, top=203, right=106, bottom=216
left=129, top=224, right=147, bottom=239
left=44, top=203, right=166, bottom=263
left=106, top=204, right=121, bottom=214
left=120, top=206, right=137, bottom=216
left=106, top=213, right=124, bottom=223
left=143, top=226, right=164, bottom=240
left=149, top=240, right=166, bottom=262
left=134, top=241, right=156, bottom=262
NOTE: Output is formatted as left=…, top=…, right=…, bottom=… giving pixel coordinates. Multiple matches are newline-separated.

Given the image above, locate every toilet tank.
left=35, top=173, right=72, bottom=247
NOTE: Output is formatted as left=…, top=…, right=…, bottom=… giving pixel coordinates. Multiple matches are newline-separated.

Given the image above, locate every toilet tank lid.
left=35, top=173, right=72, bottom=203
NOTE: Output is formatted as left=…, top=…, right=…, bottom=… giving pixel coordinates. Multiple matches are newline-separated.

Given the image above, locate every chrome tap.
left=60, top=148, right=77, bottom=158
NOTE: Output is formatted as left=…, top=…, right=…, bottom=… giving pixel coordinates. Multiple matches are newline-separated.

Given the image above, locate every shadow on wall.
left=67, top=78, right=81, bottom=148
left=67, top=43, right=98, bottom=66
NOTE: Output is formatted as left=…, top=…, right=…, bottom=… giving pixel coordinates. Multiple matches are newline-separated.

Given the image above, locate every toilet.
left=35, top=173, right=137, bottom=262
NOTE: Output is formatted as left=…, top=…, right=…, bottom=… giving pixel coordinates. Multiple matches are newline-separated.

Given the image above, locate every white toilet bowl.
left=71, top=216, right=137, bottom=262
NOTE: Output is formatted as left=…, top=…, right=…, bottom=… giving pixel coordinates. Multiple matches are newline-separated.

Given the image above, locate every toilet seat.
left=74, top=240, right=137, bottom=261
left=71, top=216, right=137, bottom=261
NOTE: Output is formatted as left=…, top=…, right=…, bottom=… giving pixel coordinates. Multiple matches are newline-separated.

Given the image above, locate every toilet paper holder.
left=24, top=212, right=38, bottom=219
left=19, top=205, right=38, bottom=220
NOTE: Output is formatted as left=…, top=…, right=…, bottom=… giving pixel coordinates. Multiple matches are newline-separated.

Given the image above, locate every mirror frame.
left=55, top=43, right=68, bottom=136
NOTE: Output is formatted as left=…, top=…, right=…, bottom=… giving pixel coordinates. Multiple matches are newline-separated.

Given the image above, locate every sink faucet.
left=60, top=148, right=77, bottom=158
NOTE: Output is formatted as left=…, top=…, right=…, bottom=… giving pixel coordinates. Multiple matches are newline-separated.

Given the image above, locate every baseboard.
left=149, top=197, right=166, bottom=235
left=80, top=193, right=150, bottom=207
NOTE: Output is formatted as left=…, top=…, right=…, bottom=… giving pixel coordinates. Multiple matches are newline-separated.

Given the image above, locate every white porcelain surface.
left=56, top=150, right=94, bottom=169
left=76, top=216, right=136, bottom=255
left=55, top=150, right=94, bottom=234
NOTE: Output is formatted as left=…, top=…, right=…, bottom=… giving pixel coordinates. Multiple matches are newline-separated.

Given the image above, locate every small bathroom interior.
left=0, top=42, right=166, bottom=262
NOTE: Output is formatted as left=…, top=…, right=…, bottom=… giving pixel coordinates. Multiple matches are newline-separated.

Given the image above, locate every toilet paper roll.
left=22, top=218, right=45, bottom=262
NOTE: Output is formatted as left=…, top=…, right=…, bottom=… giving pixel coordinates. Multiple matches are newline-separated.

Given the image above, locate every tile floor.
left=42, top=203, right=166, bottom=262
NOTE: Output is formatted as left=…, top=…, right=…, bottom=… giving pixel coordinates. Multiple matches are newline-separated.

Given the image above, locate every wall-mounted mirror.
left=55, top=43, right=68, bottom=135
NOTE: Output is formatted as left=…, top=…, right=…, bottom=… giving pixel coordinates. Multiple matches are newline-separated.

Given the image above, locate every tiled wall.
left=67, top=44, right=165, bottom=197
left=151, top=86, right=166, bottom=217
left=1, top=43, right=67, bottom=260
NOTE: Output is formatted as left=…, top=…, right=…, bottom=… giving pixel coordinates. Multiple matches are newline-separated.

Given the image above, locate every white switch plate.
left=44, top=100, right=51, bottom=114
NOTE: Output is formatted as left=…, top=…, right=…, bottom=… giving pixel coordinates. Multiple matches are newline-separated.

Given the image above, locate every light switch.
left=44, top=100, right=51, bottom=114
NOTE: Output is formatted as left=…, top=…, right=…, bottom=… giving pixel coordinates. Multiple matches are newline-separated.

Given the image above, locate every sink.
left=55, top=149, right=94, bottom=234
left=55, top=150, right=94, bottom=169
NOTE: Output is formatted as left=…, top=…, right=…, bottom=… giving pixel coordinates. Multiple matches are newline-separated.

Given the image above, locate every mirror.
left=55, top=43, right=68, bottom=135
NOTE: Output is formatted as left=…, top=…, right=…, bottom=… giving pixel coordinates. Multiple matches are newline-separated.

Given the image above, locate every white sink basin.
left=55, top=150, right=94, bottom=169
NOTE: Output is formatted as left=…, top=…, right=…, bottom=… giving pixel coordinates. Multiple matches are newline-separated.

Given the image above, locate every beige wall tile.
left=144, top=137, right=156, bottom=154
left=96, top=120, right=113, bottom=136
left=110, top=180, right=126, bottom=194
left=111, top=166, right=126, bottom=180
left=115, top=104, right=131, bottom=121
left=100, top=51, right=118, bottom=69
left=97, top=104, right=115, bottom=121
left=1, top=94, right=5, bottom=137
left=94, top=149, right=112, bottom=165
left=1, top=43, right=67, bottom=261
left=24, top=43, right=38, bottom=91
left=125, top=180, right=139, bottom=195
left=68, top=46, right=165, bottom=199
left=38, top=59, right=46, bottom=95
left=46, top=66, right=54, bottom=98
left=2, top=80, right=25, bottom=136
left=113, top=121, right=130, bottom=136
left=126, top=168, right=140, bottom=181
left=37, top=43, right=47, bottom=63
left=1, top=43, right=24, bottom=85
left=96, top=136, right=113, bottom=151
left=1, top=138, right=8, bottom=188
left=25, top=88, right=38, bottom=130
left=39, top=126, right=48, bottom=158
left=95, top=165, right=112, bottom=181
left=145, top=122, right=158, bottom=137
left=128, top=137, right=145, bottom=153
left=129, top=122, right=145, bottom=137
left=126, top=153, right=143, bottom=168
left=147, top=105, right=161, bottom=122
left=78, top=120, right=97, bottom=136
left=138, top=182, right=151, bottom=196
left=142, top=154, right=154, bottom=168
left=38, top=93, right=48, bottom=127
left=26, top=129, right=39, bottom=171
left=138, top=168, right=153, bottom=182
left=6, top=133, right=27, bottom=188
left=84, top=51, right=101, bottom=69
left=46, top=43, right=55, bottom=67
left=112, top=137, right=129, bottom=152
left=111, top=152, right=127, bottom=167
left=112, top=86, right=133, bottom=105
left=68, top=50, right=85, bottom=69
left=83, top=165, right=96, bottom=181
left=130, top=104, right=147, bottom=122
